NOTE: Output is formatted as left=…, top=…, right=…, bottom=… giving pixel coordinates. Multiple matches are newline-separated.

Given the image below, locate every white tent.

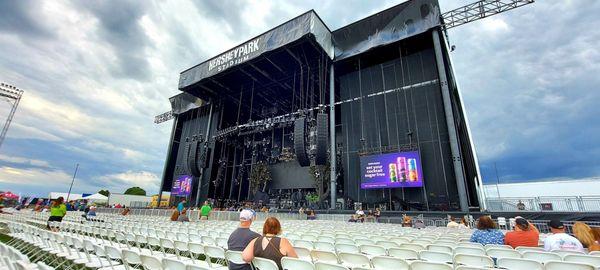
left=48, top=192, right=82, bottom=200
left=82, top=193, right=108, bottom=202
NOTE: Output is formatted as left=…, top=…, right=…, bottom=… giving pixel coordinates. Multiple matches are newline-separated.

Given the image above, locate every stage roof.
left=177, top=0, right=441, bottom=94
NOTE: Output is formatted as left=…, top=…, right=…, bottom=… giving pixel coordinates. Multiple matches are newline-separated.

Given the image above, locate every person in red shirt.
left=505, top=217, right=540, bottom=248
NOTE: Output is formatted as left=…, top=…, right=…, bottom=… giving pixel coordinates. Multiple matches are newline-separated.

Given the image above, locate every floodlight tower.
left=0, top=83, right=24, bottom=150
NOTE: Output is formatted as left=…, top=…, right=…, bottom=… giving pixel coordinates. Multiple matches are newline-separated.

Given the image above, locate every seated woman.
left=307, top=209, right=316, bottom=220
left=177, top=208, right=190, bottom=222
left=170, top=209, right=180, bottom=221
left=470, top=216, right=505, bottom=245
left=402, top=215, right=412, bottom=227
left=504, top=217, right=539, bottom=248
left=573, top=222, right=600, bottom=251
left=459, top=217, right=470, bottom=229
left=242, top=217, right=298, bottom=269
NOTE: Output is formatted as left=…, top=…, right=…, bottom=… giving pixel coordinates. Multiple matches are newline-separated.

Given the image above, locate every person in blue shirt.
left=177, top=198, right=186, bottom=213
left=470, top=215, right=505, bottom=245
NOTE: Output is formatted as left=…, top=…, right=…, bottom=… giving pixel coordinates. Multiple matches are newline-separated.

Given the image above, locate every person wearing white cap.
left=227, top=209, right=260, bottom=270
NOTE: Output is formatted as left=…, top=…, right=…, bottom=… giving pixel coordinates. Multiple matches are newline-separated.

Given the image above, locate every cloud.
left=96, top=171, right=160, bottom=194
left=0, top=154, right=52, bottom=168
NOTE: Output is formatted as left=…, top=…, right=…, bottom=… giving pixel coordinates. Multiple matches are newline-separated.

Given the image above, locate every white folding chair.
left=371, top=256, right=409, bottom=270
left=515, top=246, right=544, bottom=253
left=252, top=257, right=279, bottom=270
left=295, top=240, right=314, bottom=250
left=162, top=258, right=186, bottom=270
left=453, top=254, right=494, bottom=268
left=428, top=244, right=454, bottom=254
left=359, top=244, right=386, bottom=257
left=335, top=244, right=359, bottom=254
left=204, top=245, right=227, bottom=269
left=486, top=248, right=521, bottom=259
left=544, top=261, right=595, bottom=270
left=225, top=250, right=245, bottom=265
left=454, top=246, right=486, bottom=256
left=310, top=250, right=339, bottom=264
left=338, top=252, right=371, bottom=269
left=410, top=261, right=453, bottom=270
left=388, top=248, right=419, bottom=260
left=521, top=251, right=562, bottom=263
left=419, top=250, right=453, bottom=263
left=140, top=254, right=163, bottom=270
left=281, top=257, right=315, bottom=270
left=314, top=261, right=349, bottom=270
left=294, top=247, right=312, bottom=261
left=122, top=249, right=143, bottom=269
left=187, top=265, right=209, bottom=270
left=553, top=249, right=585, bottom=257
left=497, top=257, right=543, bottom=270
left=564, top=254, right=600, bottom=268
left=314, top=242, right=336, bottom=253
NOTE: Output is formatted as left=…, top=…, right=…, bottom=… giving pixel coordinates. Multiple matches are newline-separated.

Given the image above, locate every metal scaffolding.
left=0, top=83, right=24, bottom=150
left=442, top=0, right=534, bottom=29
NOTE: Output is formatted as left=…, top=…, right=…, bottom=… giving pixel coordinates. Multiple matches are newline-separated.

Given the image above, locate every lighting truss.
left=154, top=110, right=174, bottom=124
left=442, top=0, right=535, bottom=29
left=0, top=83, right=24, bottom=150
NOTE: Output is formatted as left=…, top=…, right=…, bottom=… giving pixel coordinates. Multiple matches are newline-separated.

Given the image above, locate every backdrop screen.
left=360, top=151, right=424, bottom=189
left=172, top=175, right=192, bottom=196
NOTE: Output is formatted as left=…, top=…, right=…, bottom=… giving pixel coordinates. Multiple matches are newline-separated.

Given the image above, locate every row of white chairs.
left=0, top=242, right=54, bottom=270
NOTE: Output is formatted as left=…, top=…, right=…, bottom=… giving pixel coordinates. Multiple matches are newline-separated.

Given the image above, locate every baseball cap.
left=239, top=209, right=254, bottom=221
left=549, top=219, right=564, bottom=229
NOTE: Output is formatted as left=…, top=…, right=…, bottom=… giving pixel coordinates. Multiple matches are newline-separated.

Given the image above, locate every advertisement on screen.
left=360, top=151, right=424, bottom=189
left=171, top=175, right=192, bottom=196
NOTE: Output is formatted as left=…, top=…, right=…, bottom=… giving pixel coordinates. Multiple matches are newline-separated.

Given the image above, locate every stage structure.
left=156, top=0, right=533, bottom=211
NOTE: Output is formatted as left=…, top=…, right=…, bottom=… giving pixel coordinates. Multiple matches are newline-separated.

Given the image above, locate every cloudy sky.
left=0, top=0, right=599, bottom=197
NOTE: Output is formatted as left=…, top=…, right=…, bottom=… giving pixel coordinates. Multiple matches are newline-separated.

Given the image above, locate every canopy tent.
left=82, top=193, right=108, bottom=202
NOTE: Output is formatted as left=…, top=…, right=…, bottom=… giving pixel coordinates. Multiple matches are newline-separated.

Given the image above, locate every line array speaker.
left=182, top=138, right=191, bottom=175
left=315, top=113, right=328, bottom=165
left=199, top=146, right=211, bottom=169
left=294, top=117, right=310, bottom=167
left=189, top=140, right=201, bottom=177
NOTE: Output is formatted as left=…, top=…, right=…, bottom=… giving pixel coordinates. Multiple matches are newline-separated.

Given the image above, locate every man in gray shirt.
left=227, top=209, right=260, bottom=270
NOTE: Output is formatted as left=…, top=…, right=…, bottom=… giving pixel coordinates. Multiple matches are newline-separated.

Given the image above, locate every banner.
left=360, top=151, right=424, bottom=189
left=171, top=175, right=192, bottom=196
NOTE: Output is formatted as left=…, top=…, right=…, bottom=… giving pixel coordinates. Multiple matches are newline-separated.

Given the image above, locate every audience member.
left=504, top=217, right=539, bottom=248
left=307, top=209, right=316, bottom=220
left=200, top=200, right=212, bottom=220
left=446, top=216, right=459, bottom=228
left=543, top=220, right=584, bottom=252
left=170, top=209, right=180, bottom=221
left=591, top=227, right=600, bottom=251
left=572, top=222, right=600, bottom=251
left=414, top=219, right=426, bottom=229
left=402, top=215, right=412, bottom=227
left=177, top=198, right=187, bottom=213
left=47, top=197, right=66, bottom=231
left=228, top=210, right=260, bottom=270
left=242, top=217, right=298, bottom=269
left=121, top=207, right=130, bottom=216
left=470, top=216, right=504, bottom=245
left=85, top=206, right=97, bottom=220
left=459, top=217, right=470, bottom=229
left=374, top=207, right=381, bottom=221
left=177, top=208, right=190, bottom=222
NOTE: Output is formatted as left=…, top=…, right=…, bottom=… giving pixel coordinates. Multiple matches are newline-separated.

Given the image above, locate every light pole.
left=66, top=163, right=79, bottom=201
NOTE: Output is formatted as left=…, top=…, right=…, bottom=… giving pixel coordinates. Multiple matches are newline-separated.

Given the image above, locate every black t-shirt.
left=227, top=227, right=260, bottom=270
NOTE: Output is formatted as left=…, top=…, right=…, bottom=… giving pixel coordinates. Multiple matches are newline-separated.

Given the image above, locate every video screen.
left=171, top=175, right=192, bottom=196
left=360, top=151, right=424, bottom=189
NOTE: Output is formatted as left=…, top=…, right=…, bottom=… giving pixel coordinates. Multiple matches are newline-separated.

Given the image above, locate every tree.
left=98, top=189, right=110, bottom=197
left=124, top=187, right=146, bottom=196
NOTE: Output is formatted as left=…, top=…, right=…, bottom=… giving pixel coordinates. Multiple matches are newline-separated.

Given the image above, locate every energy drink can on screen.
left=389, top=163, right=398, bottom=183
left=408, top=158, right=418, bottom=181
left=397, top=157, right=407, bottom=182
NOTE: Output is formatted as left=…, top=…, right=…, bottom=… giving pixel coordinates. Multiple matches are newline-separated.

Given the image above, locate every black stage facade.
left=158, top=0, right=484, bottom=212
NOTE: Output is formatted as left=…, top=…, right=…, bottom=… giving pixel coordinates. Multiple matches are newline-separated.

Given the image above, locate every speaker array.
left=294, top=117, right=310, bottom=167
left=182, top=139, right=191, bottom=175
left=315, top=113, right=328, bottom=165
left=188, top=140, right=201, bottom=177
